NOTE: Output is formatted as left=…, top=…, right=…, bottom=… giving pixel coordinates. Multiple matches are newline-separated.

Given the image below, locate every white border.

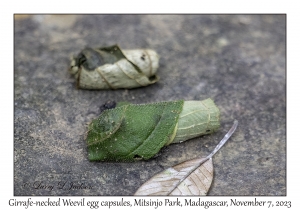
left=3, top=0, right=297, bottom=208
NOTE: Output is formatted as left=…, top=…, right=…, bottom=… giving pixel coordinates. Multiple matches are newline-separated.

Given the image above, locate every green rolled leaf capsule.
left=69, top=45, right=159, bottom=89
left=86, top=98, right=220, bottom=161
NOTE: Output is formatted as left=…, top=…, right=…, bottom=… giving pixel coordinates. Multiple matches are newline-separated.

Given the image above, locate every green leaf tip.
left=86, top=98, right=220, bottom=162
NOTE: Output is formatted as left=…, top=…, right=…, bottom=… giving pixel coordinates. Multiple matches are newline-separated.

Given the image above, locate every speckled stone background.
left=14, top=14, right=286, bottom=196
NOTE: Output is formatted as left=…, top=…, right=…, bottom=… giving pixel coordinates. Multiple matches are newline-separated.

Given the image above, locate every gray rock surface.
left=14, top=14, right=286, bottom=196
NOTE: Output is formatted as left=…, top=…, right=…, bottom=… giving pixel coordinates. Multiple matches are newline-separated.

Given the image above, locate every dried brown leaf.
left=135, top=157, right=213, bottom=195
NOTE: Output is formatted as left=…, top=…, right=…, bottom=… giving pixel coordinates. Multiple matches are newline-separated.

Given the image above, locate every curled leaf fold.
left=86, top=98, right=220, bottom=161
left=69, top=45, right=159, bottom=89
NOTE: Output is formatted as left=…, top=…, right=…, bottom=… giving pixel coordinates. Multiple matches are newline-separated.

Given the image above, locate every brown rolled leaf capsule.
left=69, top=45, right=159, bottom=89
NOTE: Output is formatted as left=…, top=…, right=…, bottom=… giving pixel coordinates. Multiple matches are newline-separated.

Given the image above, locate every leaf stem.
left=206, top=120, right=238, bottom=159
